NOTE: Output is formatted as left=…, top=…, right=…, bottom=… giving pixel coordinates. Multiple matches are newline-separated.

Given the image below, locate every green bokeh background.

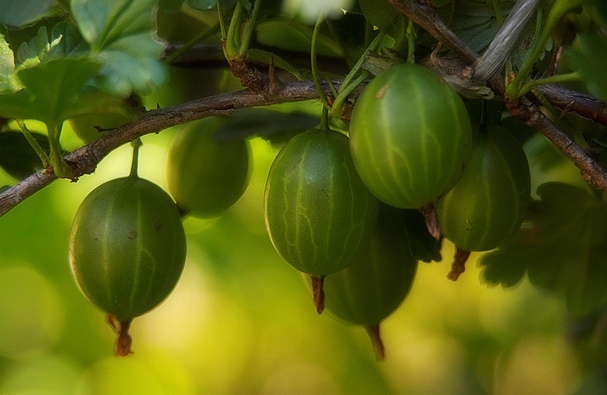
left=0, top=61, right=603, bottom=394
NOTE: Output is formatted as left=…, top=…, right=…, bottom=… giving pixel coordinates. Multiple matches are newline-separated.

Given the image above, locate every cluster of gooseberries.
left=69, top=63, right=530, bottom=358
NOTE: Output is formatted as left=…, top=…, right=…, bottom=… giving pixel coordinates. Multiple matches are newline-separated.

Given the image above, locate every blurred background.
left=0, top=60, right=603, bottom=395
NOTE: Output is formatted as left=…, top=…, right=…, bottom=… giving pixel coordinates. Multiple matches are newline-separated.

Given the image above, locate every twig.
left=537, top=85, right=607, bottom=126
left=506, top=96, right=607, bottom=189
left=0, top=80, right=344, bottom=218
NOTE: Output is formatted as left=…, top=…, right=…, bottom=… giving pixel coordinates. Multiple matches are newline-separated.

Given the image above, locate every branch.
left=0, top=80, right=338, bottom=218
left=387, top=0, right=478, bottom=64
left=388, top=0, right=607, bottom=190
left=506, top=96, right=607, bottom=189
left=537, top=85, right=607, bottom=126
left=165, top=43, right=350, bottom=76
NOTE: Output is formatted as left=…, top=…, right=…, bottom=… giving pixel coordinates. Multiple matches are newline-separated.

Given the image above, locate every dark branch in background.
left=388, top=0, right=607, bottom=190
left=0, top=80, right=341, bottom=218
left=537, top=85, right=607, bottom=125
left=164, top=43, right=350, bottom=76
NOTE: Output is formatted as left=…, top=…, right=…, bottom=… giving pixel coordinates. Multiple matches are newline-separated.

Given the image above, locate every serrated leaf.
left=478, top=249, right=528, bottom=288
left=71, top=0, right=167, bottom=96
left=0, top=28, right=15, bottom=91
left=0, top=0, right=57, bottom=28
left=15, top=21, right=89, bottom=69
left=0, top=131, right=50, bottom=180
left=16, top=26, right=53, bottom=67
left=566, top=32, right=607, bottom=101
left=0, top=58, right=102, bottom=124
left=431, top=0, right=552, bottom=73
left=480, top=182, right=607, bottom=315
left=49, top=20, right=90, bottom=57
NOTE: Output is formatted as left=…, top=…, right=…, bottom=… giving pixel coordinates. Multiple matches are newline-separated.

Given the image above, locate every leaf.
left=15, top=21, right=89, bottom=69
left=566, top=32, right=607, bottom=101
left=0, top=131, right=50, bottom=180
left=0, top=0, right=57, bottom=28
left=0, top=58, right=102, bottom=124
left=71, top=0, right=168, bottom=96
left=187, top=0, right=238, bottom=10
left=15, top=26, right=54, bottom=67
left=401, top=209, right=442, bottom=263
left=430, top=0, right=552, bottom=73
left=479, top=182, right=607, bottom=315
left=0, top=27, right=15, bottom=92
left=358, top=0, right=407, bottom=48
left=434, top=1, right=516, bottom=54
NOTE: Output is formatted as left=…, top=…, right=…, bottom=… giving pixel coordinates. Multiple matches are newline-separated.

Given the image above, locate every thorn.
left=267, top=54, right=284, bottom=97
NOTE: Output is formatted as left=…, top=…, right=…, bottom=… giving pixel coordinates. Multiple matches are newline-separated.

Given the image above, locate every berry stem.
left=311, top=15, right=330, bottom=110
left=16, top=120, right=50, bottom=167
left=108, top=315, right=134, bottom=356
left=311, top=275, right=326, bottom=314
left=129, top=138, right=142, bottom=178
left=365, top=324, right=385, bottom=360
left=447, top=248, right=471, bottom=281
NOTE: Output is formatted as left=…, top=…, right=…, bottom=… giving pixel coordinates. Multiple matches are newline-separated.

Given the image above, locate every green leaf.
left=358, top=0, right=407, bottom=48
left=0, top=58, right=101, bottom=124
left=255, top=19, right=343, bottom=57
left=479, top=182, right=607, bottom=315
left=187, top=0, right=238, bottom=10
left=0, top=130, right=50, bottom=180
left=401, top=209, right=442, bottom=263
left=0, top=27, right=15, bottom=92
left=15, top=21, right=89, bottom=69
left=434, top=1, right=516, bottom=54
left=429, top=0, right=553, bottom=73
left=71, top=0, right=168, bottom=96
left=0, top=0, right=57, bottom=28
left=566, top=32, right=607, bottom=101
left=15, top=26, right=53, bottom=67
